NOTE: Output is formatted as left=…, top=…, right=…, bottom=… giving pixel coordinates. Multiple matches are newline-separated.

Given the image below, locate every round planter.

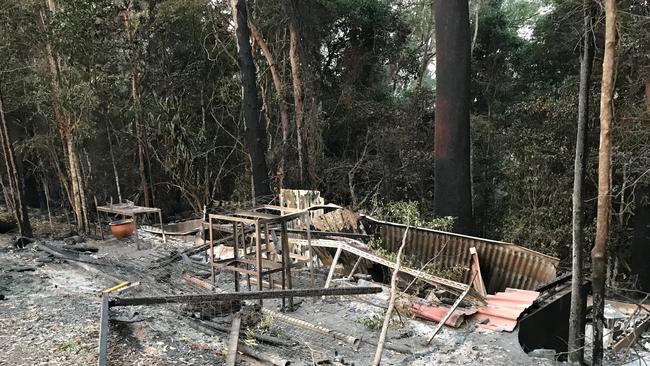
left=109, top=219, right=134, bottom=240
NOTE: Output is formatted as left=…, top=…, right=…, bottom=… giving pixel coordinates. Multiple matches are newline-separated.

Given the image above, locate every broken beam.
left=109, top=286, right=382, bottom=307
left=304, top=238, right=486, bottom=305
left=225, top=313, right=241, bottom=366
left=98, top=294, right=109, bottom=366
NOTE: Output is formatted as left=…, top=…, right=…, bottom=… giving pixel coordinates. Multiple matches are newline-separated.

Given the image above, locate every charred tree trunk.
left=591, top=0, right=616, bottom=364
left=288, top=20, right=308, bottom=187
left=230, top=0, right=271, bottom=200
left=433, top=0, right=473, bottom=234
left=0, top=86, right=32, bottom=238
left=250, top=24, right=290, bottom=189
left=568, top=1, right=594, bottom=363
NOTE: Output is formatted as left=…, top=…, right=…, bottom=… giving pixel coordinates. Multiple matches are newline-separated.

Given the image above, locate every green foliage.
left=355, top=311, right=399, bottom=330
left=58, top=341, right=82, bottom=353
left=369, top=200, right=454, bottom=231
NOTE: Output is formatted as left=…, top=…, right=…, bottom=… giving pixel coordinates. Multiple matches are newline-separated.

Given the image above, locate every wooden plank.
left=324, top=245, right=342, bottom=289
left=226, top=313, right=241, bottom=366
left=299, top=238, right=486, bottom=305
left=209, top=213, right=258, bottom=225
left=281, top=222, right=293, bottom=309
left=234, top=210, right=279, bottom=220
left=426, top=272, right=477, bottom=344
left=470, top=247, right=487, bottom=297
left=98, top=294, right=109, bottom=366
left=612, top=315, right=650, bottom=352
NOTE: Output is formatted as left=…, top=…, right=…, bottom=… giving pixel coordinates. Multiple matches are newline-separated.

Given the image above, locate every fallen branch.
left=373, top=225, right=409, bottom=365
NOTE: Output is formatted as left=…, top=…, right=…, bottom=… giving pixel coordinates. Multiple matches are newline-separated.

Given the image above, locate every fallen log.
left=37, top=242, right=104, bottom=266
left=110, top=286, right=382, bottom=307
left=35, top=243, right=124, bottom=285
left=61, top=244, right=99, bottom=253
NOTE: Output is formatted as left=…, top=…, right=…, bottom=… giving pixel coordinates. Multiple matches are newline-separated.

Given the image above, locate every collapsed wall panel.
left=362, top=216, right=559, bottom=293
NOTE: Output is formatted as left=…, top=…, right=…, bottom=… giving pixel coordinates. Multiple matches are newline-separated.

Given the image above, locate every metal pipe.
left=197, top=319, right=296, bottom=347
left=109, top=286, right=382, bottom=307
left=262, top=308, right=360, bottom=347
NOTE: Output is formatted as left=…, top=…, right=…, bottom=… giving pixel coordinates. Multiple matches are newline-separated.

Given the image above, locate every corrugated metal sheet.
left=475, top=288, right=540, bottom=332
left=362, top=216, right=559, bottom=293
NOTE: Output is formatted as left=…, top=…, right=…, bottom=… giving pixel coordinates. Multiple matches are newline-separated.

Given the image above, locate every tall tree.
left=592, top=0, right=617, bottom=364
left=433, top=0, right=473, bottom=233
left=121, top=1, right=150, bottom=206
left=568, top=0, right=594, bottom=362
left=0, top=85, right=32, bottom=238
left=38, top=0, right=88, bottom=232
left=289, top=16, right=308, bottom=184
left=250, top=24, right=290, bottom=189
left=230, top=0, right=271, bottom=200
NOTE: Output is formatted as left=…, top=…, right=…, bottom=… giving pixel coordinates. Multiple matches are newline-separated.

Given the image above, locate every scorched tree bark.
left=433, top=0, right=473, bottom=234
left=230, top=0, right=271, bottom=200
left=0, top=84, right=32, bottom=238
left=568, top=0, right=594, bottom=362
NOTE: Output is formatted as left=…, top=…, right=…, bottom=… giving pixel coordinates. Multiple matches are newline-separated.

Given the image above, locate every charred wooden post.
left=98, top=294, right=109, bottom=366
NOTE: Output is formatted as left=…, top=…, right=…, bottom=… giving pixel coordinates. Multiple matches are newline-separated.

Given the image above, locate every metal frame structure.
left=96, top=203, right=166, bottom=248
left=207, top=205, right=314, bottom=309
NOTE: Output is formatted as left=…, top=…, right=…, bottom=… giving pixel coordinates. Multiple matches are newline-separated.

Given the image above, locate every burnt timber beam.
left=109, top=286, right=382, bottom=307
left=98, top=293, right=109, bottom=366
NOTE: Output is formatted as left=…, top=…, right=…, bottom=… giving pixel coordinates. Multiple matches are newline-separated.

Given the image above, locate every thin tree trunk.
left=0, top=86, right=32, bottom=238
left=470, top=0, right=480, bottom=57
left=123, top=2, right=150, bottom=207
left=645, top=80, right=650, bottom=112
left=433, top=0, right=473, bottom=234
left=591, top=0, right=616, bottom=364
left=39, top=1, right=86, bottom=232
left=230, top=0, right=271, bottom=200
left=250, top=24, right=290, bottom=188
left=372, top=226, right=409, bottom=365
left=42, top=175, right=53, bottom=232
left=65, top=137, right=85, bottom=231
left=107, top=124, right=122, bottom=203
left=288, top=20, right=308, bottom=186
left=568, top=1, right=594, bottom=362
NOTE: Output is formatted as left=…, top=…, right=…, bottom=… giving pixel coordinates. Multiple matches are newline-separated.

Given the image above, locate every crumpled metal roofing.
left=475, top=288, right=541, bottom=332
left=362, top=216, right=559, bottom=293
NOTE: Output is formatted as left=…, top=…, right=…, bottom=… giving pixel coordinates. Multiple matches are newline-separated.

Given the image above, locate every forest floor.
left=0, top=212, right=648, bottom=365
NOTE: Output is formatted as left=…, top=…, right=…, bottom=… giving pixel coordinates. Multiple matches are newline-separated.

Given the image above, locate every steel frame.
left=207, top=206, right=314, bottom=309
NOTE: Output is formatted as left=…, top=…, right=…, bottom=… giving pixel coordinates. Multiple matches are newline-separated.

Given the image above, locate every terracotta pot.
left=109, top=219, right=134, bottom=240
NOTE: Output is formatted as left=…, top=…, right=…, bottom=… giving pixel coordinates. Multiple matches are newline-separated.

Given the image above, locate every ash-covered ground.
left=0, top=215, right=647, bottom=365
